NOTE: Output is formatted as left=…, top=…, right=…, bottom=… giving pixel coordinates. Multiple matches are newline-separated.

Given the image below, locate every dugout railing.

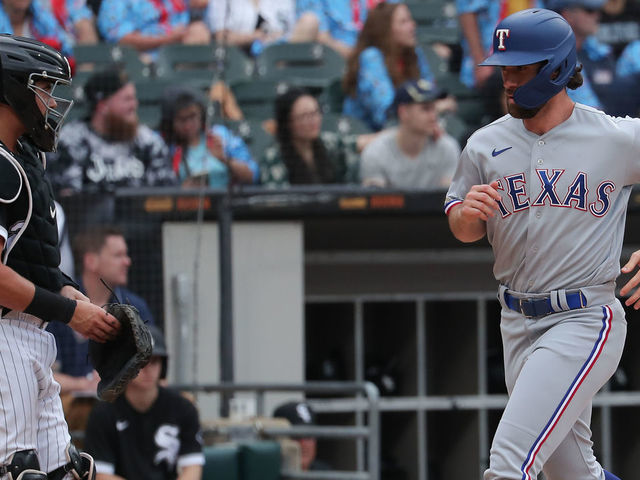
left=169, top=381, right=381, bottom=480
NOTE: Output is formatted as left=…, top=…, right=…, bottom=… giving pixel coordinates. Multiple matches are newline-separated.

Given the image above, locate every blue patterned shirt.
left=296, top=0, right=399, bottom=47
left=0, top=0, right=73, bottom=57
left=42, top=0, right=94, bottom=35
left=342, top=46, right=434, bottom=131
left=97, top=0, right=189, bottom=43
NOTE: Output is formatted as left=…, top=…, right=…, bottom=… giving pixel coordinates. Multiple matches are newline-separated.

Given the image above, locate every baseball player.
left=444, top=9, right=640, bottom=480
left=0, top=35, right=120, bottom=479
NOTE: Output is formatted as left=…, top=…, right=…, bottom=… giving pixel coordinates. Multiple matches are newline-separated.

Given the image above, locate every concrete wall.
left=162, top=221, right=304, bottom=420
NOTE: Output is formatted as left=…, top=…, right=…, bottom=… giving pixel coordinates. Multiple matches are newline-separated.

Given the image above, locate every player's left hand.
left=619, top=249, right=640, bottom=308
left=60, top=285, right=90, bottom=302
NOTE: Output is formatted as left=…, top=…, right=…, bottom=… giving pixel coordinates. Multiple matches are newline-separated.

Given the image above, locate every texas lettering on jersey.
left=494, top=169, right=615, bottom=218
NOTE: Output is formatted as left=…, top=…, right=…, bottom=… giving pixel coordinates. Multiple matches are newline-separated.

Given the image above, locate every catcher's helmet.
left=0, top=34, right=73, bottom=151
left=479, top=9, right=578, bottom=109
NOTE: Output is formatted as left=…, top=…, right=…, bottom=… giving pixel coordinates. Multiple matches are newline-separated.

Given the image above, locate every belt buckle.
left=519, top=298, right=534, bottom=318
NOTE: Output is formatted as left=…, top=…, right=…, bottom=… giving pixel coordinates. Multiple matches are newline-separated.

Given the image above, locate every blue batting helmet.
left=479, top=9, right=578, bottom=109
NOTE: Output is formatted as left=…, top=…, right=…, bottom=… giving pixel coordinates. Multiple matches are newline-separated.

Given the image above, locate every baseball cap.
left=390, top=79, right=446, bottom=115
left=83, top=65, right=130, bottom=110
left=273, top=401, right=316, bottom=425
left=545, top=0, right=606, bottom=11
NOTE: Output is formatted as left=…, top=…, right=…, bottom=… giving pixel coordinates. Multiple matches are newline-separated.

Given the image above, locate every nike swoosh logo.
left=50, top=205, right=56, bottom=218
left=492, top=146, right=513, bottom=157
left=116, top=420, right=129, bottom=431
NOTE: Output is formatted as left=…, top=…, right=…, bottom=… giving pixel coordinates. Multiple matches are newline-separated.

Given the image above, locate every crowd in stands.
left=3, top=0, right=638, bottom=194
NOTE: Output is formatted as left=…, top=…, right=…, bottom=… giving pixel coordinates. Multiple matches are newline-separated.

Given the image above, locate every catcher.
left=0, top=35, right=119, bottom=480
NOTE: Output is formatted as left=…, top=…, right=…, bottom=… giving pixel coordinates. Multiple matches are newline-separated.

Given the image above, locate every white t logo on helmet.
left=496, top=28, right=510, bottom=50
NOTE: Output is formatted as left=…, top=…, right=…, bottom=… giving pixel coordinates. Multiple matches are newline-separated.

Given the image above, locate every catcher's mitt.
left=89, top=303, right=153, bottom=402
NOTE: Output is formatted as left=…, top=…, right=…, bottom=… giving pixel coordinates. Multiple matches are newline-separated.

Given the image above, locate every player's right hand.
left=68, top=301, right=120, bottom=343
left=460, top=181, right=502, bottom=222
left=620, top=249, right=640, bottom=309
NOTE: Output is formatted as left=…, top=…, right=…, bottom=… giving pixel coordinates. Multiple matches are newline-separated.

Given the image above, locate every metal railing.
left=169, top=381, right=381, bottom=480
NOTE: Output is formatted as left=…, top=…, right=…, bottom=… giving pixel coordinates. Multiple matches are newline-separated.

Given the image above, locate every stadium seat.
left=317, top=77, right=344, bottom=114
left=239, top=441, right=281, bottom=480
left=132, top=78, right=179, bottom=128
left=255, top=42, right=344, bottom=90
left=421, top=43, right=450, bottom=79
left=231, top=78, right=289, bottom=120
left=440, top=112, right=471, bottom=146
left=203, top=444, right=240, bottom=480
left=73, top=44, right=150, bottom=85
left=226, top=119, right=274, bottom=161
left=322, top=113, right=371, bottom=135
left=407, top=1, right=460, bottom=45
left=155, top=44, right=254, bottom=86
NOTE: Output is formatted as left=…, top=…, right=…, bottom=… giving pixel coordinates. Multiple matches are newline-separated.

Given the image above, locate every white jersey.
left=445, top=103, right=640, bottom=293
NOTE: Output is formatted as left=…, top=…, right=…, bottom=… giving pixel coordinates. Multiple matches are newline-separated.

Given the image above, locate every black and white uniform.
left=84, top=387, right=205, bottom=480
left=0, top=138, right=78, bottom=472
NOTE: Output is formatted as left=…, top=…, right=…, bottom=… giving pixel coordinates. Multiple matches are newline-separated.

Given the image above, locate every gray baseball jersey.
left=446, top=103, right=640, bottom=293
left=445, top=104, right=634, bottom=480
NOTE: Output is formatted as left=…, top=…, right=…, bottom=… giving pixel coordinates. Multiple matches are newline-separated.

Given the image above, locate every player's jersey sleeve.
left=84, top=402, right=119, bottom=475
left=176, top=397, right=205, bottom=471
left=444, top=145, right=481, bottom=214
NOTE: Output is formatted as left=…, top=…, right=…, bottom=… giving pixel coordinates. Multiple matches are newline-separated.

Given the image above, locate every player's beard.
left=505, top=89, right=544, bottom=119
left=507, top=102, right=543, bottom=119
left=103, top=111, right=139, bottom=142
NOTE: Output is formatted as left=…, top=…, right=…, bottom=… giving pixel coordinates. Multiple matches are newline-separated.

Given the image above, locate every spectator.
left=260, top=87, right=365, bottom=188
left=159, top=86, right=259, bottom=187
left=597, top=0, right=640, bottom=58
left=47, top=65, right=176, bottom=196
left=47, top=225, right=156, bottom=395
left=97, top=0, right=211, bottom=59
left=273, top=401, right=330, bottom=472
left=546, top=0, right=610, bottom=110
left=84, top=325, right=205, bottom=480
left=296, top=0, right=396, bottom=58
left=0, top=0, right=74, bottom=57
left=360, top=79, right=460, bottom=189
left=456, top=0, right=541, bottom=121
left=616, top=38, right=640, bottom=77
left=43, top=0, right=99, bottom=44
left=205, top=0, right=317, bottom=56
left=342, top=2, right=438, bottom=132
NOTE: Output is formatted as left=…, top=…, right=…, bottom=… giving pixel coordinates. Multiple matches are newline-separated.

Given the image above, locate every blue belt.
left=503, top=290, right=587, bottom=318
